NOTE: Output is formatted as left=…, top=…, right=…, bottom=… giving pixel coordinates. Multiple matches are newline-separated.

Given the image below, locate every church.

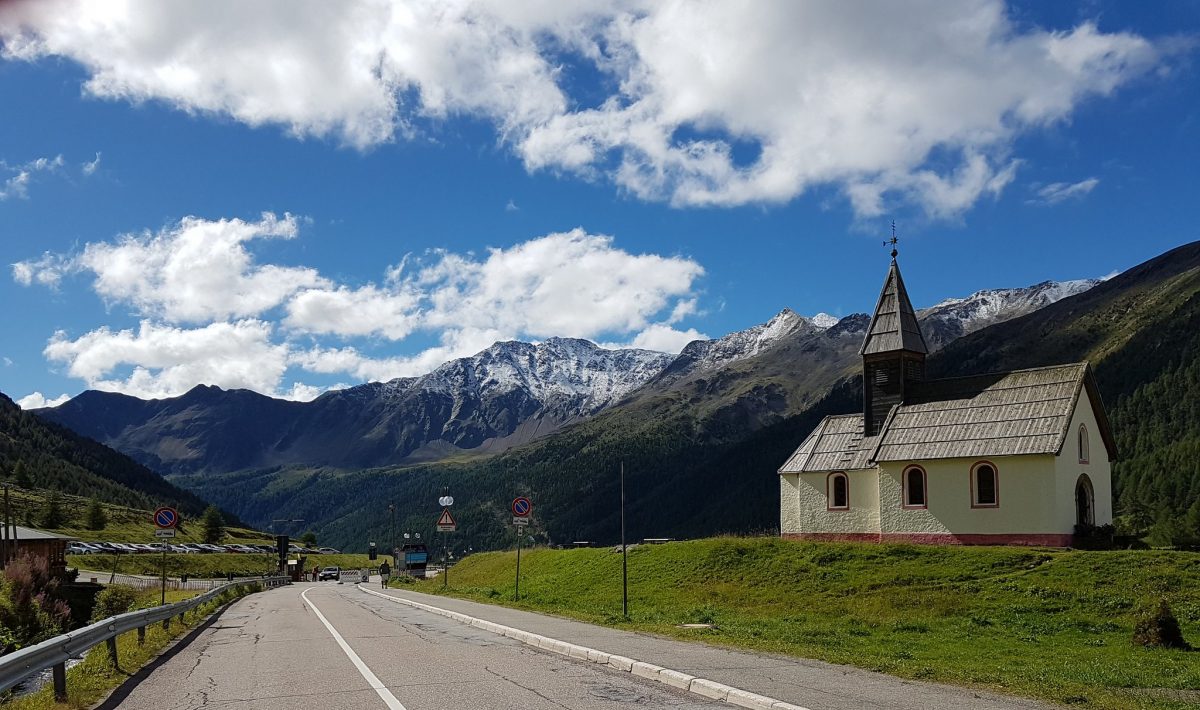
left=778, top=248, right=1114, bottom=546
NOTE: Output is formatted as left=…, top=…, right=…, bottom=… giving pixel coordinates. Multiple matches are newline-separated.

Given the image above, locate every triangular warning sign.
left=436, top=507, right=456, bottom=529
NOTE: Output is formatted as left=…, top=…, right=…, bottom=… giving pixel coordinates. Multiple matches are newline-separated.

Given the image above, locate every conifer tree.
left=201, top=505, right=225, bottom=544
left=85, top=498, right=107, bottom=531
left=13, top=460, right=30, bottom=488
left=39, top=491, right=67, bottom=529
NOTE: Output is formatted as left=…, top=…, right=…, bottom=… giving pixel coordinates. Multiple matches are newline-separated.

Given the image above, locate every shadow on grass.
left=94, top=599, right=239, bottom=710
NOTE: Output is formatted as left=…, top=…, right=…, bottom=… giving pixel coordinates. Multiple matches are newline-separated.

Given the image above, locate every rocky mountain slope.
left=179, top=241, right=1192, bottom=553
left=38, top=276, right=1093, bottom=478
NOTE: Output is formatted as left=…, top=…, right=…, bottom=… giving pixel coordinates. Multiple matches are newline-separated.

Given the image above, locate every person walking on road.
left=379, top=560, right=390, bottom=588
left=312, top=564, right=319, bottom=582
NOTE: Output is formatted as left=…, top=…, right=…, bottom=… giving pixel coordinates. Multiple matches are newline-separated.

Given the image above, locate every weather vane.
left=884, top=220, right=898, bottom=259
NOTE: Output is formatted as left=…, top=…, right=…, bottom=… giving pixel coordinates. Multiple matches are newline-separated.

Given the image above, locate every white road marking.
left=301, top=586, right=407, bottom=710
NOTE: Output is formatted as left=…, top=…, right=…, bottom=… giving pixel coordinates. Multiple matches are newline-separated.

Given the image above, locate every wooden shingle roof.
left=779, top=362, right=1115, bottom=473
left=859, top=258, right=928, bottom=356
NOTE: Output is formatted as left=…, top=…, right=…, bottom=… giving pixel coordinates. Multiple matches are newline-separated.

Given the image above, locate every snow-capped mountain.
left=918, top=279, right=1101, bottom=349
left=38, top=277, right=1100, bottom=475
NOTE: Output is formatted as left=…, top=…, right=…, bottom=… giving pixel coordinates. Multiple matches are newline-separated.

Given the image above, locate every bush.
left=91, top=585, right=140, bottom=622
left=0, top=551, right=71, bottom=652
left=1132, top=599, right=1191, bottom=650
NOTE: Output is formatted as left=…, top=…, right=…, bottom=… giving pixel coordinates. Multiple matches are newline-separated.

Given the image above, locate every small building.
left=778, top=251, right=1114, bottom=546
left=4, top=525, right=76, bottom=571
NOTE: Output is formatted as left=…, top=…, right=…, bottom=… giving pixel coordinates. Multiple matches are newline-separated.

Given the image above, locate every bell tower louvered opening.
left=860, top=257, right=928, bottom=436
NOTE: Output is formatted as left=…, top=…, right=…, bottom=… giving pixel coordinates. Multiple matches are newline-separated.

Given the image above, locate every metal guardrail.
left=0, top=575, right=290, bottom=700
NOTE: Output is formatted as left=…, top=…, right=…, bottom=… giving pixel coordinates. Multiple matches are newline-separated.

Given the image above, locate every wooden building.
left=778, top=252, right=1115, bottom=546
left=3, top=525, right=76, bottom=571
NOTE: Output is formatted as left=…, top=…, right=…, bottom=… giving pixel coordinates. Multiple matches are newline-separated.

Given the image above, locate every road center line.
left=301, top=587, right=408, bottom=710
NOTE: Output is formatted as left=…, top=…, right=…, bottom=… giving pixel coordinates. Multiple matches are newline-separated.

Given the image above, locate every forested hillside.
left=176, top=242, right=1200, bottom=552
left=0, top=391, right=213, bottom=517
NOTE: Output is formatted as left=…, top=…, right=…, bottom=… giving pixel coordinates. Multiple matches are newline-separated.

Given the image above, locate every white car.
left=67, top=542, right=97, bottom=555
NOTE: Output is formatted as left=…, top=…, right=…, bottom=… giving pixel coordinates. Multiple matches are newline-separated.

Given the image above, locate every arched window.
left=1078, top=424, right=1089, bottom=464
left=902, top=465, right=927, bottom=508
left=827, top=472, right=849, bottom=510
left=971, top=462, right=999, bottom=508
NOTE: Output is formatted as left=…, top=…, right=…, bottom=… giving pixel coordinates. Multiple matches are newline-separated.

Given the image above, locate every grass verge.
left=414, top=537, right=1200, bottom=710
left=70, top=553, right=375, bottom=578
left=2, top=584, right=261, bottom=710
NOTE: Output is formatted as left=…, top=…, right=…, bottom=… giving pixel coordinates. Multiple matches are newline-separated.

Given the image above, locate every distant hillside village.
left=779, top=249, right=1113, bottom=546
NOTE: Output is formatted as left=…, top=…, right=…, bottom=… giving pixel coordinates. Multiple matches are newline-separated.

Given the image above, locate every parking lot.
left=66, top=541, right=343, bottom=555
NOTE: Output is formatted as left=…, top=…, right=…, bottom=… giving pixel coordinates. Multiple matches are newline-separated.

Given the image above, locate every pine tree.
left=13, top=460, right=30, bottom=488
left=85, top=498, right=107, bottom=531
left=201, top=505, right=225, bottom=544
left=39, top=491, right=67, bottom=529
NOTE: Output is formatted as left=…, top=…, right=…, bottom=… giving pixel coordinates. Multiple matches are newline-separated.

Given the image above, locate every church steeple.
left=861, top=231, right=927, bottom=436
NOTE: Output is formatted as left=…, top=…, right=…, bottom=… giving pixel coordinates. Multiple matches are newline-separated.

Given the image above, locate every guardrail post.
left=137, top=626, right=146, bottom=645
left=52, top=662, right=67, bottom=701
left=162, top=617, right=170, bottom=631
left=106, top=637, right=119, bottom=668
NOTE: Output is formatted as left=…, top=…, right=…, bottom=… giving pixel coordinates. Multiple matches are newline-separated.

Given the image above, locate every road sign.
left=153, top=506, right=179, bottom=529
left=436, top=507, right=457, bottom=532
left=512, top=497, right=531, bottom=518
left=513, top=517, right=529, bottom=526
left=154, top=528, right=176, bottom=538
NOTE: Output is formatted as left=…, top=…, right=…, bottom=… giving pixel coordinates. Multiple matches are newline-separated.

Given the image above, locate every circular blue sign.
left=154, top=507, right=178, bottom=528
left=512, top=497, right=531, bottom=516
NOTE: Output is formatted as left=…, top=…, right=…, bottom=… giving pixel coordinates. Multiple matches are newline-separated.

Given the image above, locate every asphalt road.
left=102, top=582, right=723, bottom=710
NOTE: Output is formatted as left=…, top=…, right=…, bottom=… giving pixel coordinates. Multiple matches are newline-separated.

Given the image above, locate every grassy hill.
left=0, top=391, right=214, bottom=518
left=416, top=537, right=1200, bottom=710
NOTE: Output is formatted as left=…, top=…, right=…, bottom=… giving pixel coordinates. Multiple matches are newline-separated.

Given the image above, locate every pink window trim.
left=902, top=465, right=928, bottom=509
left=970, top=460, right=1000, bottom=508
left=827, top=472, right=849, bottom=511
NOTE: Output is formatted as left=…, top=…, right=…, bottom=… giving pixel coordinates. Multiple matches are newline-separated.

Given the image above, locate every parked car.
left=318, top=566, right=341, bottom=581
left=67, top=542, right=96, bottom=555
left=198, top=544, right=225, bottom=553
left=131, top=543, right=156, bottom=552
left=169, top=544, right=196, bottom=553
left=179, top=543, right=207, bottom=553
left=317, top=547, right=341, bottom=555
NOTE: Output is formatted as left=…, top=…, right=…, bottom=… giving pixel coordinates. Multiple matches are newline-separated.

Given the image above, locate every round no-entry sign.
left=153, top=507, right=179, bottom=529
left=512, top=497, right=531, bottom=517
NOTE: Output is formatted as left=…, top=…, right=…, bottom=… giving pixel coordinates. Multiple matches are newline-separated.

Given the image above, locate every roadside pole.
left=511, top=496, right=531, bottom=601
left=153, top=506, right=179, bottom=605
left=435, top=496, right=456, bottom=588
left=621, top=461, right=628, bottom=618
left=1, top=482, right=9, bottom=569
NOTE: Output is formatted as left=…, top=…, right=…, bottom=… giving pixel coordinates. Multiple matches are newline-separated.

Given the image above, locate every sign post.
left=437, top=496, right=455, bottom=588
left=152, top=507, right=179, bottom=605
left=512, top=497, right=531, bottom=600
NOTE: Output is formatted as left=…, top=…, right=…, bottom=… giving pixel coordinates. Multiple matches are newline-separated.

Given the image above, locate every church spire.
left=861, top=225, right=927, bottom=436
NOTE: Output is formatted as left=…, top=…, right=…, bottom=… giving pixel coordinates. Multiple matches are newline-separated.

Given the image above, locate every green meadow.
left=413, top=537, right=1200, bottom=710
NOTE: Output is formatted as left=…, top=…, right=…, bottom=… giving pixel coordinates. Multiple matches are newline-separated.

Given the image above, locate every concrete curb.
left=358, top=585, right=810, bottom=710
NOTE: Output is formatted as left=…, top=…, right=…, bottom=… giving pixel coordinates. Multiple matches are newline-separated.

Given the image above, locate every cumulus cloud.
left=23, top=218, right=706, bottom=397
left=44, top=320, right=290, bottom=399
left=13, top=212, right=326, bottom=321
left=0, top=1, right=1163, bottom=217
left=16, top=391, right=71, bottom=409
left=1029, top=177, right=1100, bottom=205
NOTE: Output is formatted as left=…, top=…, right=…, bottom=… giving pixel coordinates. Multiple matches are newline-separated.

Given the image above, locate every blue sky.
left=0, top=0, right=1197, bottom=406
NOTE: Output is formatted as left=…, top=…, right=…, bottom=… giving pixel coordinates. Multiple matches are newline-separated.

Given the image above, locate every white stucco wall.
left=878, top=455, right=1062, bottom=534
left=1054, top=390, right=1114, bottom=526
left=782, top=470, right=880, bottom=534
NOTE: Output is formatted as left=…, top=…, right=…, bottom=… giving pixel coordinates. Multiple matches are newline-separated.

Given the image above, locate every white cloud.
left=82, top=151, right=101, bottom=175
left=1030, top=177, right=1100, bottom=205
left=3, top=357, right=12, bottom=366
left=0, top=1, right=1162, bottom=218
left=13, top=212, right=327, bottom=321
left=16, top=392, right=71, bottom=409
left=43, top=320, right=290, bottom=399
left=626, top=324, right=706, bottom=353
left=22, top=218, right=705, bottom=396
left=0, top=154, right=64, bottom=200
